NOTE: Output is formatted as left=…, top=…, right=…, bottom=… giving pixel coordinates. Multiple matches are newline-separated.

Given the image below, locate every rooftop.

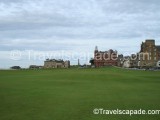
left=45, top=59, right=64, bottom=62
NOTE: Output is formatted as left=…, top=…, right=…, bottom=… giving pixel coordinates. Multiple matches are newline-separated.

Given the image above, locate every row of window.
left=149, top=57, right=157, bottom=60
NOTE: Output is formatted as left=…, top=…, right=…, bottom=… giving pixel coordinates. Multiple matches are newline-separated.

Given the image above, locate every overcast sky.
left=0, top=0, right=160, bottom=68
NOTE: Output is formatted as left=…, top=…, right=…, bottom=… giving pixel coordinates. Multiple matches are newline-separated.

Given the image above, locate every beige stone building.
left=44, top=59, right=70, bottom=68
left=138, top=39, right=160, bottom=67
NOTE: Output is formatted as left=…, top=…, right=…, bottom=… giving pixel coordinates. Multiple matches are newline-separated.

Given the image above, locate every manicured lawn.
left=0, top=67, right=160, bottom=120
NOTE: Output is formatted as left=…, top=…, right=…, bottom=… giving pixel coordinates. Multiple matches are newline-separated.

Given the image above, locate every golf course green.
left=0, top=67, right=160, bottom=120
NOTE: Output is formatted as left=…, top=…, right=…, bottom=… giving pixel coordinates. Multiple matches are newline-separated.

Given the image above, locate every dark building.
left=94, top=46, right=118, bottom=67
left=29, top=65, right=43, bottom=69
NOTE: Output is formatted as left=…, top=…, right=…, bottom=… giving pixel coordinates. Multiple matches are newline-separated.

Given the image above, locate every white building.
left=123, top=60, right=130, bottom=68
left=157, top=61, right=160, bottom=67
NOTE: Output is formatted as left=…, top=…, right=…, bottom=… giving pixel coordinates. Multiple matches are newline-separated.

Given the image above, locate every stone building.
left=94, top=46, right=118, bottom=67
left=44, top=59, right=70, bottom=68
left=138, top=39, right=160, bottom=67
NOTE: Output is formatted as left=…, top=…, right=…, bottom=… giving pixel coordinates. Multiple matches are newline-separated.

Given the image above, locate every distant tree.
left=89, top=58, right=94, bottom=66
left=10, top=66, right=21, bottom=70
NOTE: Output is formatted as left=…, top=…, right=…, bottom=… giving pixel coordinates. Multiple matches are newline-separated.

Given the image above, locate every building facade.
left=44, top=59, right=70, bottom=68
left=138, top=39, right=160, bottom=67
left=94, top=46, right=118, bottom=67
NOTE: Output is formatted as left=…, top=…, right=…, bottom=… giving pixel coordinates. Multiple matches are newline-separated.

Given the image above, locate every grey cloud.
left=0, top=0, right=160, bottom=68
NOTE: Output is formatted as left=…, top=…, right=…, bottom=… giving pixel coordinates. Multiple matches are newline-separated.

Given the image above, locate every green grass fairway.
left=0, top=67, right=160, bottom=120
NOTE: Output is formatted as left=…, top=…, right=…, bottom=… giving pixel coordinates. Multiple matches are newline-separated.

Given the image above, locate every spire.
left=95, top=46, right=98, bottom=51
left=78, top=59, right=80, bottom=66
